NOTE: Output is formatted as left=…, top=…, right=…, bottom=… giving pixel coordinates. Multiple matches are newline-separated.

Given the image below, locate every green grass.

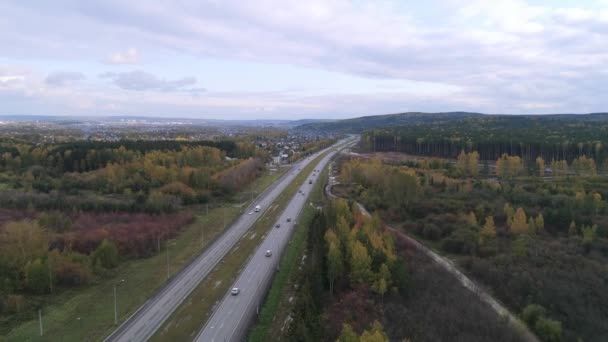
left=151, top=150, right=332, bottom=342
left=248, top=166, right=329, bottom=342
left=2, top=169, right=287, bottom=342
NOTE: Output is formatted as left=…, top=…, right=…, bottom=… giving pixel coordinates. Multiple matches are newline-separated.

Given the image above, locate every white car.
left=265, top=250, right=272, bottom=257
left=231, top=287, right=240, bottom=295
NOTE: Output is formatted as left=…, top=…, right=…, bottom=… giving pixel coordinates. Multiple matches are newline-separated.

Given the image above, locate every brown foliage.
left=60, top=212, right=194, bottom=257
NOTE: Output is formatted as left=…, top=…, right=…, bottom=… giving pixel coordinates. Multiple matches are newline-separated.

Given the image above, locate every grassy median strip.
left=151, top=151, right=332, bottom=342
left=4, top=169, right=286, bottom=342
left=248, top=165, right=329, bottom=342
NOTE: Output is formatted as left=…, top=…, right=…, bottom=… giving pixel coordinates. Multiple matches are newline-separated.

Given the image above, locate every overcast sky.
left=1, top=0, right=607, bottom=119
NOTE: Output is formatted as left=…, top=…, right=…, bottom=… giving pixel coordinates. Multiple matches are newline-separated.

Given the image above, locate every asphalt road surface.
left=105, top=138, right=353, bottom=342
left=195, top=138, right=357, bottom=342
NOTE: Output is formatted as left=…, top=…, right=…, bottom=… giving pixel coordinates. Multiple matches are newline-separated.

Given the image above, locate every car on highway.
left=309, top=180, right=313, bottom=184
left=231, top=287, right=240, bottom=295
left=265, top=250, right=272, bottom=257
left=275, top=223, right=281, bottom=228
left=301, top=192, right=305, bottom=195
left=286, top=217, right=291, bottom=222
left=298, top=189, right=302, bottom=193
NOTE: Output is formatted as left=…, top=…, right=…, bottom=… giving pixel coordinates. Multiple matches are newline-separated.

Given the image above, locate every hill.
left=294, top=112, right=608, bottom=133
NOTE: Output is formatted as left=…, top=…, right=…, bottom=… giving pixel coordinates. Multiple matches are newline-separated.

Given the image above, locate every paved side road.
left=104, top=139, right=351, bottom=342
left=195, top=138, right=357, bottom=342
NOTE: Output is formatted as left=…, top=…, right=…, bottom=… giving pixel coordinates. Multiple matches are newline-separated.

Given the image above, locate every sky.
left=1, top=0, right=607, bottom=120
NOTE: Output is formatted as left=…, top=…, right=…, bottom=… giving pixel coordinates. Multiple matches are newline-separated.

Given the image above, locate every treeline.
left=287, top=199, right=407, bottom=341
left=0, top=139, right=240, bottom=173
left=0, top=141, right=266, bottom=213
left=361, top=116, right=608, bottom=163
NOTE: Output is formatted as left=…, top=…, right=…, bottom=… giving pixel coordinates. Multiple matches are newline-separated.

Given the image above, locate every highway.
left=195, top=137, right=357, bottom=342
left=105, top=138, right=353, bottom=342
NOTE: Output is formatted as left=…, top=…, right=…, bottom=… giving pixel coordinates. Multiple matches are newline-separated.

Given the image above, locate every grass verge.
left=248, top=166, right=329, bottom=342
left=151, top=150, right=332, bottom=341
left=3, top=169, right=286, bottom=342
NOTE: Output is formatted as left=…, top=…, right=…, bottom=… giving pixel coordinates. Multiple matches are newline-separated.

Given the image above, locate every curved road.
left=195, top=138, right=357, bottom=342
left=105, top=138, right=353, bottom=342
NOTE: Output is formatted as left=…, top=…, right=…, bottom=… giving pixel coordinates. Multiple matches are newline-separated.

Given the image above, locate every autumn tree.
left=510, top=207, right=528, bottom=234
left=338, top=323, right=359, bottom=342
left=456, top=150, right=479, bottom=176
left=467, top=211, right=478, bottom=226
left=572, top=155, right=597, bottom=176
left=536, top=156, right=545, bottom=177
left=0, top=220, right=47, bottom=269
left=496, top=154, right=523, bottom=178
left=479, top=216, right=496, bottom=244
left=504, top=203, right=515, bottom=226
left=360, top=321, right=389, bottom=342
left=550, top=160, right=568, bottom=178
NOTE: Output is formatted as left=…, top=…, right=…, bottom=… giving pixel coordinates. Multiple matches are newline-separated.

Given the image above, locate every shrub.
left=441, top=228, right=477, bottom=255
left=534, top=317, right=562, bottom=342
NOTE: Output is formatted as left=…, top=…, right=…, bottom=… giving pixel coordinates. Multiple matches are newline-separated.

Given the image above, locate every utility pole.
left=38, top=309, right=43, bottom=336
left=201, top=223, right=204, bottom=247
left=166, top=243, right=170, bottom=280
left=114, top=284, right=117, bottom=325
left=166, top=242, right=176, bottom=280
left=114, top=279, right=125, bottom=325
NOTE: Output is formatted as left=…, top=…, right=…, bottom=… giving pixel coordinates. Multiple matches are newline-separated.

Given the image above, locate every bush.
left=534, top=317, right=562, bottom=342
left=441, top=228, right=477, bottom=255
left=522, top=304, right=547, bottom=327
left=91, top=239, right=119, bottom=269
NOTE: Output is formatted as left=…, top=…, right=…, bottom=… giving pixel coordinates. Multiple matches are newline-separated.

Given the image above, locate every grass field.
left=2, top=169, right=287, bottom=342
left=248, top=166, right=329, bottom=342
left=151, top=150, right=331, bottom=342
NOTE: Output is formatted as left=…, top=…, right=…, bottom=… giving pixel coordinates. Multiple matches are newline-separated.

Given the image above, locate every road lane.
left=195, top=138, right=357, bottom=342
left=105, top=139, right=352, bottom=342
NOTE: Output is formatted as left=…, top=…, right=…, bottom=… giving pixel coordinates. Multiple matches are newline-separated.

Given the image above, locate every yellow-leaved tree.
left=510, top=207, right=528, bottom=234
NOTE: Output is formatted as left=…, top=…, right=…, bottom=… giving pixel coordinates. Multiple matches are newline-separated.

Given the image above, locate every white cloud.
left=106, top=47, right=139, bottom=65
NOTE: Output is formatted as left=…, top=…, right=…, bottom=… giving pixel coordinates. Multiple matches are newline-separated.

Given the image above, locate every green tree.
left=528, top=218, right=537, bottom=234
left=534, top=317, right=562, bottom=342
left=24, top=258, right=50, bottom=294
left=91, top=239, right=119, bottom=269
left=535, top=214, right=544, bottom=232
left=568, top=221, right=577, bottom=236
left=338, top=323, right=359, bottom=342
left=350, top=240, right=372, bottom=285
left=360, top=321, right=389, bottom=342
left=327, top=240, right=344, bottom=295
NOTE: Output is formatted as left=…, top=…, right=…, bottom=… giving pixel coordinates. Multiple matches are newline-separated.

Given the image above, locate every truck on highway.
left=254, top=205, right=261, bottom=212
